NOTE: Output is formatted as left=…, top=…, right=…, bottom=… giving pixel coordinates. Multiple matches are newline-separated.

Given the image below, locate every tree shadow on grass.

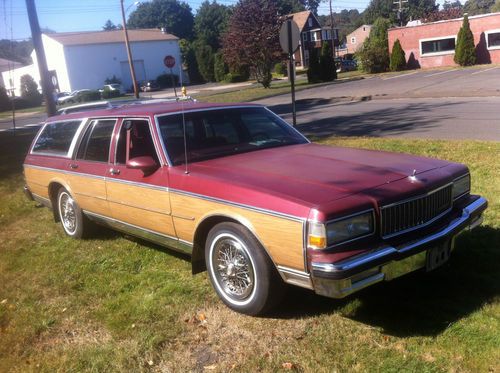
left=273, top=226, right=500, bottom=337
left=0, top=129, right=38, bottom=179
left=268, top=99, right=458, bottom=139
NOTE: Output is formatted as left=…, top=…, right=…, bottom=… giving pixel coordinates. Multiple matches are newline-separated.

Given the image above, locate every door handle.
left=69, top=163, right=78, bottom=169
left=109, top=168, right=120, bottom=175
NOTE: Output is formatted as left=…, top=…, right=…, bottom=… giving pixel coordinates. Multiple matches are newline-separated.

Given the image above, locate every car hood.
left=186, top=143, right=451, bottom=207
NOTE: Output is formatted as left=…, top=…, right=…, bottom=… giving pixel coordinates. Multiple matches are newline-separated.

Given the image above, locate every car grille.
left=380, top=184, right=453, bottom=238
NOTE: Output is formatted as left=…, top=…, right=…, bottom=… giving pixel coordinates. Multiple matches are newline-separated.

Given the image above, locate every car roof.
left=47, top=100, right=262, bottom=122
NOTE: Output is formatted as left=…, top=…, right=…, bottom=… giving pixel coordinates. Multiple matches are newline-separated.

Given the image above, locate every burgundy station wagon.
left=23, top=101, right=487, bottom=315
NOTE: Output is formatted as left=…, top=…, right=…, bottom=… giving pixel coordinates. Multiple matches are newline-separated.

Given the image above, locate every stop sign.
left=164, top=55, right=176, bottom=68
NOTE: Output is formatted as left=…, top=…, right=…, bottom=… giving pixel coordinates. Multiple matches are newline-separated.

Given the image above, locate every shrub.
left=274, top=62, right=287, bottom=76
left=307, top=48, right=321, bottom=83
left=180, top=39, right=204, bottom=84
left=156, top=73, right=179, bottom=88
left=390, top=39, right=407, bottom=71
left=454, top=14, right=476, bottom=66
left=78, top=90, right=101, bottom=103
left=20, top=74, right=42, bottom=106
left=101, top=89, right=121, bottom=99
left=0, top=86, right=10, bottom=111
left=319, top=42, right=337, bottom=82
left=357, top=17, right=391, bottom=73
left=104, top=75, right=121, bottom=84
left=224, top=73, right=247, bottom=83
left=214, top=52, right=228, bottom=82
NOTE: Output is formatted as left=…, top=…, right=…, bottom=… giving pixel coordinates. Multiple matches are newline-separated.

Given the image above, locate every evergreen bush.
left=357, top=17, right=391, bottom=73
left=390, top=39, right=406, bottom=71
left=454, top=14, right=476, bottom=66
left=214, top=52, right=228, bottom=82
left=274, top=62, right=287, bottom=76
left=20, top=74, right=42, bottom=106
left=195, top=44, right=215, bottom=82
left=307, top=48, right=321, bottom=83
left=319, top=42, right=337, bottom=81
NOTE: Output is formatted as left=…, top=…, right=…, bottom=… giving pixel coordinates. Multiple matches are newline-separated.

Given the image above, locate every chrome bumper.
left=311, top=196, right=488, bottom=299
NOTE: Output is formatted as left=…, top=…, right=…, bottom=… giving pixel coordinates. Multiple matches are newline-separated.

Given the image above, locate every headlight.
left=326, top=211, right=374, bottom=246
left=453, top=174, right=470, bottom=199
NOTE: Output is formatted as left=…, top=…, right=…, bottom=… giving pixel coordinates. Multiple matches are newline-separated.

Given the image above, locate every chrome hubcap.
left=213, top=237, right=254, bottom=300
left=60, top=193, right=76, bottom=233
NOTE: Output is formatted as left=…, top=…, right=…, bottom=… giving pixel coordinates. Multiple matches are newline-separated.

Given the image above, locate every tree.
left=195, top=43, right=215, bottom=82
left=20, top=74, right=42, bottom=106
left=454, top=14, right=476, bottom=66
left=214, top=51, right=228, bottom=81
left=319, top=42, right=336, bottom=81
left=307, top=48, right=321, bottom=83
left=463, top=0, right=495, bottom=15
left=357, top=17, right=391, bottom=73
left=423, top=6, right=462, bottom=22
left=275, top=0, right=305, bottom=15
left=0, top=39, right=33, bottom=64
left=194, top=1, right=231, bottom=51
left=127, top=0, right=194, bottom=40
left=364, top=0, right=437, bottom=25
left=179, top=39, right=203, bottom=83
left=103, top=20, right=122, bottom=30
left=222, top=0, right=282, bottom=88
left=390, top=39, right=406, bottom=71
left=442, top=0, right=463, bottom=9
left=0, top=86, right=10, bottom=111
left=491, top=0, right=500, bottom=11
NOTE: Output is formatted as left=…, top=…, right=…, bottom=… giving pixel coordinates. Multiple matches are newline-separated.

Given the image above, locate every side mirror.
left=126, top=156, right=159, bottom=175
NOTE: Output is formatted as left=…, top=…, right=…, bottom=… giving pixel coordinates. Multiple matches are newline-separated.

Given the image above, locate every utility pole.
left=25, top=0, right=56, bottom=117
left=120, top=0, right=139, bottom=99
left=393, top=0, right=409, bottom=27
left=329, top=0, right=335, bottom=58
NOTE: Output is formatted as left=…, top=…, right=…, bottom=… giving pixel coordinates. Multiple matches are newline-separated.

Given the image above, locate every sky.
left=1, top=0, right=457, bottom=41
left=1, top=0, right=374, bottom=41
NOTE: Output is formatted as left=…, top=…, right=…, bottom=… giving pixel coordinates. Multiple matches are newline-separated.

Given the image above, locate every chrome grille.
left=380, top=184, right=453, bottom=238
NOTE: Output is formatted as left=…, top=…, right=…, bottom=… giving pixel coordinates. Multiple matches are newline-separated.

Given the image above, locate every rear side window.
left=76, top=119, right=116, bottom=162
left=32, top=120, right=81, bottom=156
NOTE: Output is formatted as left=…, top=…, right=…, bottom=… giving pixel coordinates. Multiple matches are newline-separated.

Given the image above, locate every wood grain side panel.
left=106, top=181, right=176, bottom=237
left=170, top=193, right=305, bottom=271
left=24, top=167, right=54, bottom=199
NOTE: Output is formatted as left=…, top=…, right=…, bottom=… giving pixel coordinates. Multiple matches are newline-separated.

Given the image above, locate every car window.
left=115, top=119, right=160, bottom=165
left=157, top=107, right=307, bottom=166
left=76, top=119, right=116, bottom=162
left=32, top=120, right=82, bottom=156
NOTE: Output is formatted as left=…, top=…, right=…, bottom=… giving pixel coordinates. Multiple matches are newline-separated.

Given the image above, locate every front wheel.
left=205, top=222, right=285, bottom=315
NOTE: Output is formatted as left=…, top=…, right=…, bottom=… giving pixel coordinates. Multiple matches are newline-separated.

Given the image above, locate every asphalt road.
left=1, top=66, right=499, bottom=140
left=255, top=66, right=500, bottom=141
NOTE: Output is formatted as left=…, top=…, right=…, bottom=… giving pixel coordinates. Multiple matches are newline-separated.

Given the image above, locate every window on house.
left=308, top=18, right=313, bottom=27
left=421, top=37, right=456, bottom=55
left=487, top=31, right=500, bottom=49
left=311, top=31, right=319, bottom=42
left=351, top=37, right=356, bottom=44
left=302, top=32, right=307, bottom=42
left=363, top=27, right=366, bottom=31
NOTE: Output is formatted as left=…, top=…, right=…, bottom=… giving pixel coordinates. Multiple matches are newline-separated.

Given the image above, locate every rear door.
left=70, top=118, right=116, bottom=216
left=105, top=118, right=176, bottom=238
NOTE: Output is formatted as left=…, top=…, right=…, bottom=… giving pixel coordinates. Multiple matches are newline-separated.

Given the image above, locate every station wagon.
left=23, top=101, right=488, bottom=315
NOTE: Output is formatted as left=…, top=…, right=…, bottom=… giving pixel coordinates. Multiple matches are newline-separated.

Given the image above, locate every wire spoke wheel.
left=212, top=237, right=255, bottom=301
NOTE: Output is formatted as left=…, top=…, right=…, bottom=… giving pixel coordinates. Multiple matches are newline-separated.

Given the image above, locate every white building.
left=2, top=28, right=184, bottom=96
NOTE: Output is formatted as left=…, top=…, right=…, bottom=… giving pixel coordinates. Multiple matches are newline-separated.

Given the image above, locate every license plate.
left=426, top=242, right=451, bottom=271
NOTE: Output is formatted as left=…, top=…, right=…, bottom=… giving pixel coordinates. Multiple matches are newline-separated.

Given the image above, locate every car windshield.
left=157, top=107, right=308, bottom=165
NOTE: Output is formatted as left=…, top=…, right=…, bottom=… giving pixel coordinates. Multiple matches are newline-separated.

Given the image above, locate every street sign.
left=279, top=20, right=300, bottom=54
left=163, top=55, right=176, bottom=68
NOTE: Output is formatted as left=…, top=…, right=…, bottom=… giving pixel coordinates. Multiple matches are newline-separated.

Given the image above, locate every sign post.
left=163, top=55, right=177, bottom=97
left=279, top=19, right=300, bottom=127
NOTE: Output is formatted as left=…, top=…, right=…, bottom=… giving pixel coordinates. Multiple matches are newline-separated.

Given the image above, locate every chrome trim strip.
left=105, top=177, right=169, bottom=192
left=311, top=197, right=487, bottom=275
left=84, top=210, right=192, bottom=255
left=24, top=164, right=106, bottom=180
left=277, top=266, right=313, bottom=289
left=169, top=188, right=306, bottom=222
left=32, top=193, right=52, bottom=208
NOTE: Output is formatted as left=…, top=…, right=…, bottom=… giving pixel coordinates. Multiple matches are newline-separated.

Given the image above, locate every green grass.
left=0, top=131, right=498, bottom=372
left=0, top=106, right=45, bottom=119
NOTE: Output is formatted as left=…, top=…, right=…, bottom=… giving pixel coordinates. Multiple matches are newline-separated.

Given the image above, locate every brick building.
left=388, top=12, right=500, bottom=69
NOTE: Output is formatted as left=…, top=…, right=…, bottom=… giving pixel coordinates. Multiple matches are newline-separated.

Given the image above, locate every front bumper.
left=311, top=196, right=488, bottom=299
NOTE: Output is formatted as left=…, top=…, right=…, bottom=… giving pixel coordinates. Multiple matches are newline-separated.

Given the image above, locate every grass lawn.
left=0, top=106, right=45, bottom=120
left=0, top=131, right=498, bottom=372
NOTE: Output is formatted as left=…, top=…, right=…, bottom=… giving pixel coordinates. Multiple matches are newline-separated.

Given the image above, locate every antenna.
left=178, top=60, right=189, bottom=174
